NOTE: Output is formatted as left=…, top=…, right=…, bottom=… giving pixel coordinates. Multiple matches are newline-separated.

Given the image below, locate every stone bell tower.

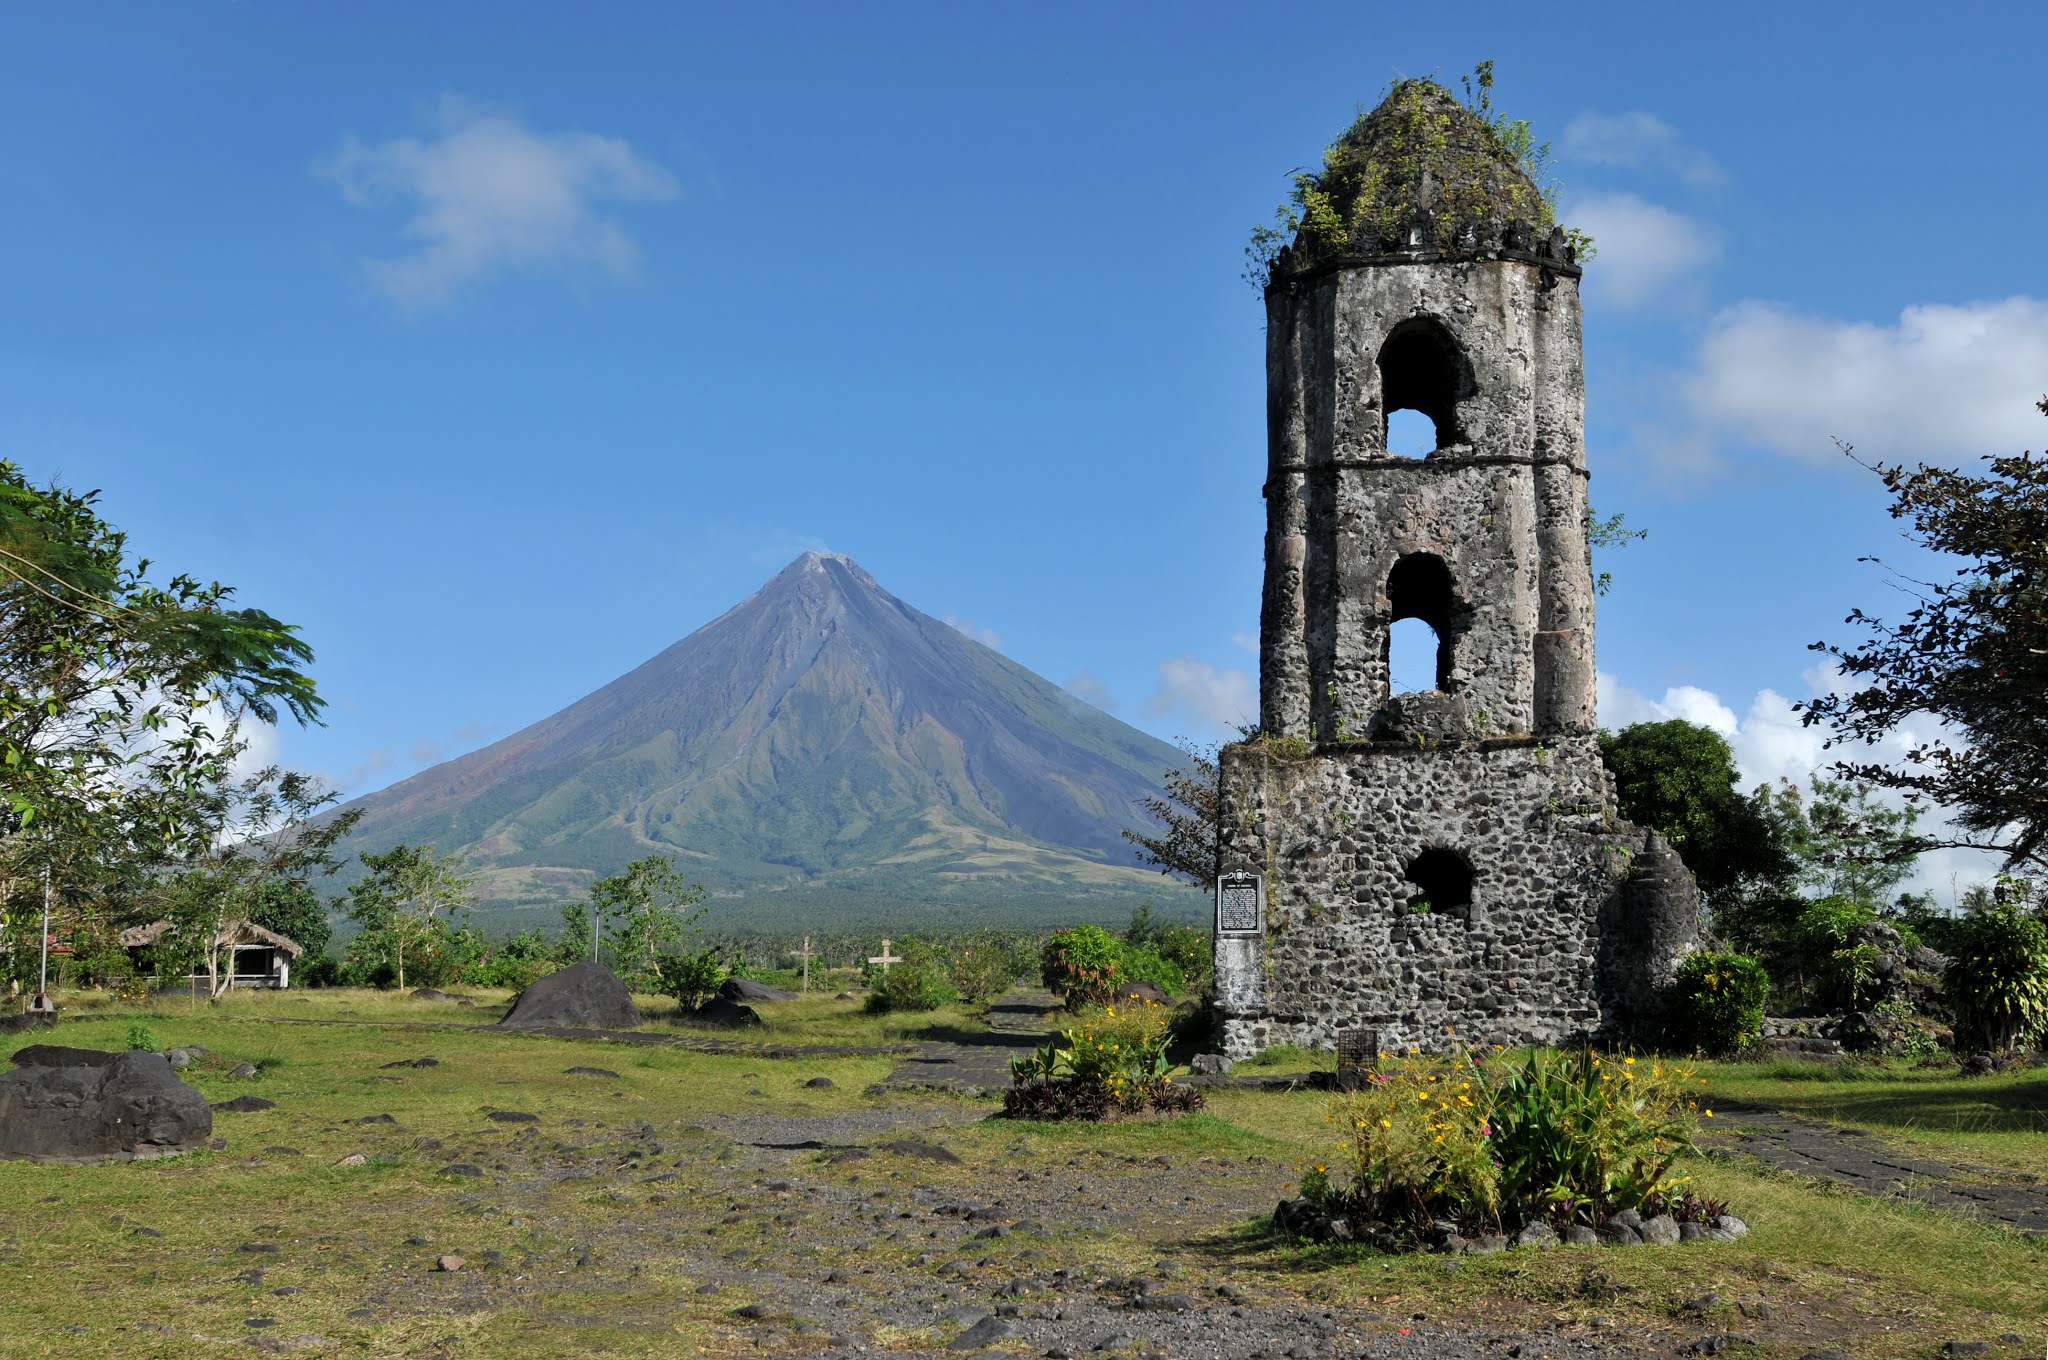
left=1212, top=80, right=1700, bottom=1059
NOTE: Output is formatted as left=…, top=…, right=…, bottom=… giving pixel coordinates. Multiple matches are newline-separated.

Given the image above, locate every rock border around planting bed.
left=1272, top=1197, right=1749, bottom=1253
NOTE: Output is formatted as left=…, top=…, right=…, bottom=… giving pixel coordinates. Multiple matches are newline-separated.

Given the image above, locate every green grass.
left=1699, top=1054, right=2048, bottom=1176
left=7, top=991, right=2048, bottom=1358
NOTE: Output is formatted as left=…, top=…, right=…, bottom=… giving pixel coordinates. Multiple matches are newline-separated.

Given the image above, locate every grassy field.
left=0, top=990, right=2043, bottom=1359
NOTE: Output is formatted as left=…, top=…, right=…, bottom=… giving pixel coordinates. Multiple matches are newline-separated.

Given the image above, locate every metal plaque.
left=1215, top=871, right=1265, bottom=937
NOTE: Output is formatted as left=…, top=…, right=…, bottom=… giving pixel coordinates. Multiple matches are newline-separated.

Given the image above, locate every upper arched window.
left=1377, top=319, right=1473, bottom=454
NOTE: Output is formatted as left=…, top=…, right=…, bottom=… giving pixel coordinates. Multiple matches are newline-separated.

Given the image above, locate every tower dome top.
left=1265, top=79, right=1580, bottom=283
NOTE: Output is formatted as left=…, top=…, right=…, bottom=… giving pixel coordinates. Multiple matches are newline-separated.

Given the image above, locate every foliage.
left=585, top=855, right=706, bottom=990
left=0, top=465, right=326, bottom=946
left=1305, top=1047, right=1706, bottom=1235
left=1245, top=63, right=1591, bottom=288
left=946, top=929, right=1018, bottom=1004
left=1802, top=405, right=2048, bottom=873
left=1794, top=895, right=1882, bottom=1010
left=863, top=937, right=958, bottom=1013
left=343, top=844, right=473, bottom=990
left=1586, top=507, right=1645, bottom=599
left=124, top=1023, right=159, bottom=1053
left=1003, top=999, right=1201, bottom=1121
left=652, top=946, right=728, bottom=1011
left=460, top=927, right=557, bottom=990
left=249, top=881, right=332, bottom=961
left=146, top=766, right=359, bottom=995
left=1600, top=720, right=1794, bottom=906
left=1122, top=739, right=1224, bottom=890
left=1943, top=896, right=2048, bottom=1054
left=1668, top=952, right=1771, bottom=1056
left=1040, top=924, right=1127, bottom=1009
left=1125, top=903, right=1211, bottom=994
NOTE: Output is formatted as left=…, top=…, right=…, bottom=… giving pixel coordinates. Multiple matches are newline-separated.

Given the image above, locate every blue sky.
left=2, top=3, right=2041, bottom=900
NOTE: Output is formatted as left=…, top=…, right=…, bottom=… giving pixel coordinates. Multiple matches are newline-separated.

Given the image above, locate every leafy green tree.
left=345, top=844, right=472, bottom=990
left=0, top=465, right=323, bottom=878
left=1599, top=720, right=1794, bottom=906
left=1944, top=893, right=2048, bottom=1053
left=1124, top=740, right=1225, bottom=890
left=1802, top=401, right=2048, bottom=872
left=250, top=881, right=332, bottom=960
left=585, top=855, right=706, bottom=989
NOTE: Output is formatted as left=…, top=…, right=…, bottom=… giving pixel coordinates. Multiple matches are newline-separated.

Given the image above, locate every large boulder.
left=498, top=962, right=640, bottom=1030
left=719, top=976, right=795, bottom=1003
left=0, top=1047, right=212, bottom=1162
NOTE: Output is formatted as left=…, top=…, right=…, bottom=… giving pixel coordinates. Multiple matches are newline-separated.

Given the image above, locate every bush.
left=949, top=930, right=1016, bottom=1004
left=865, top=939, right=958, bottom=1014
left=1795, top=895, right=1881, bottom=1008
left=1668, top=952, right=1770, bottom=1055
left=1041, top=925, right=1124, bottom=1009
left=1298, top=1047, right=1707, bottom=1240
left=1118, top=944, right=1185, bottom=997
left=653, top=948, right=728, bottom=1011
left=1002, top=1000, right=1202, bottom=1120
left=1945, top=902, right=2048, bottom=1054
left=124, top=1024, right=160, bottom=1053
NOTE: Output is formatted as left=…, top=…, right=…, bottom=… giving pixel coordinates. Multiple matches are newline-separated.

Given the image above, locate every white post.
left=37, top=862, right=50, bottom=1003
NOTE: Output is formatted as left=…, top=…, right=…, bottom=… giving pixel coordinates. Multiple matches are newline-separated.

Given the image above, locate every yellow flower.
left=1380, top=1119, right=1391, bottom=1128
left=1706, top=1109, right=1714, bottom=1118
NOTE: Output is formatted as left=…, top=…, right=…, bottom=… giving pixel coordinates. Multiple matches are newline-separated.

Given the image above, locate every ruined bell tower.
left=1213, top=80, right=1700, bottom=1059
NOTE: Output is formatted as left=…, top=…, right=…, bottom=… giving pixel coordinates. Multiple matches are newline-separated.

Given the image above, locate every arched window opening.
left=1386, top=408, right=1437, bottom=457
left=1386, top=553, right=1455, bottom=691
left=1378, top=320, right=1470, bottom=454
left=1404, top=848, right=1473, bottom=917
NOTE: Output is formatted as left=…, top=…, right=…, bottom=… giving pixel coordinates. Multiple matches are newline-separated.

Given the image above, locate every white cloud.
left=321, top=97, right=679, bottom=309
left=1145, top=656, right=1255, bottom=736
left=1597, top=667, right=2000, bottom=906
left=1677, top=297, right=2048, bottom=467
left=944, top=615, right=1002, bottom=651
left=1230, top=632, right=1259, bottom=655
left=1064, top=672, right=1117, bottom=712
left=1568, top=193, right=1719, bottom=311
left=1561, top=112, right=1723, bottom=186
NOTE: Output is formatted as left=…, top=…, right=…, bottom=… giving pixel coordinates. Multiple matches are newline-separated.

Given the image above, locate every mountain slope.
left=334, top=553, right=1198, bottom=925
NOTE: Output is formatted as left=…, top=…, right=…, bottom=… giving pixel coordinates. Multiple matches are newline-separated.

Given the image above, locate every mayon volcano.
left=334, top=554, right=1202, bottom=928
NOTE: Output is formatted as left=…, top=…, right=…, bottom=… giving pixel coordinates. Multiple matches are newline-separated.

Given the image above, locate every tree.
left=1802, top=401, right=2048, bottom=872
left=1124, top=740, right=1224, bottom=890
left=0, top=465, right=328, bottom=988
left=1599, top=720, right=1794, bottom=905
left=1587, top=507, right=1646, bottom=598
left=250, top=881, right=332, bottom=961
left=151, top=765, right=358, bottom=996
left=1768, top=776, right=1929, bottom=914
left=585, top=855, right=705, bottom=988
left=345, top=844, right=472, bottom=990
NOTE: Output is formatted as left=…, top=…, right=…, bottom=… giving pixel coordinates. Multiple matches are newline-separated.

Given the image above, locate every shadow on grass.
left=1710, top=1064, right=2048, bottom=1135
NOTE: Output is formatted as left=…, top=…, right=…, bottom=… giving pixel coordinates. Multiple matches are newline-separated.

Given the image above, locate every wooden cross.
left=788, top=935, right=816, bottom=993
left=866, top=939, right=902, bottom=974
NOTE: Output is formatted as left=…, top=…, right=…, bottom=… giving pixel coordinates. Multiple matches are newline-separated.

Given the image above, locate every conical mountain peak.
left=335, top=558, right=1191, bottom=927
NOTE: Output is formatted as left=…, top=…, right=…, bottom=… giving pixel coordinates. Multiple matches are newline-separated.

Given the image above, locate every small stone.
left=1680, top=1222, right=1705, bottom=1242
left=1940, top=1345, right=1989, bottom=1358
left=434, top=1255, right=465, bottom=1272
left=1189, top=1053, right=1234, bottom=1075
left=414, top=1137, right=443, bottom=1152
left=804, top=1076, right=835, bottom=1089
left=732, top=1304, right=771, bottom=1320
left=486, top=1111, right=538, bottom=1123
left=438, top=1163, right=485, bottom=1178
left=1562, top=1224, right=1600, bottom=1248
left=1135, top=1292, right=1197, bottom=1312
left=565, top=1066, right=620, bottom=1078
left=1513, top=1222, right=1558, bottom=1250
left=244, top=1318, right=276, bottom=1329
left=1714, top=1214, right=1750, bottom=1239
left=1681, top=1293, right=1721, bottom=1313
left=215, top=1094, right=277, bottom=1113
left=228, top=1062, right=259, bottom=1078
left=357, top=1114, right=396, bottom=1125
left=1464, top=1232, right=1508, bottom=1255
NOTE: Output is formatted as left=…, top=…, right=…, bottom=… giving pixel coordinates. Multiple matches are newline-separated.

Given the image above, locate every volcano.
left=334, top=553, right=1199, bottom=928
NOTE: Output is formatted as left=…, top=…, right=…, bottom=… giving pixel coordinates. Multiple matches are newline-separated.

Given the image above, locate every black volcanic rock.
left=499, top=962, right=640, bottom=1029
left=330, top=554, right=1191, bottom=917
left=0, top=1050, right=212, bottom=1162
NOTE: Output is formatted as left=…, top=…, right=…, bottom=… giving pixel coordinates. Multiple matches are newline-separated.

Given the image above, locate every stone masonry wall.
left=1214, top=735, right=1681, bottom=1058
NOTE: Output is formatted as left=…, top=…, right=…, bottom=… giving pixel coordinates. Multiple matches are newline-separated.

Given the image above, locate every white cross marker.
left=789, top=935, right=816, bottom=993
left=866, top=939, right=902, bottom=974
